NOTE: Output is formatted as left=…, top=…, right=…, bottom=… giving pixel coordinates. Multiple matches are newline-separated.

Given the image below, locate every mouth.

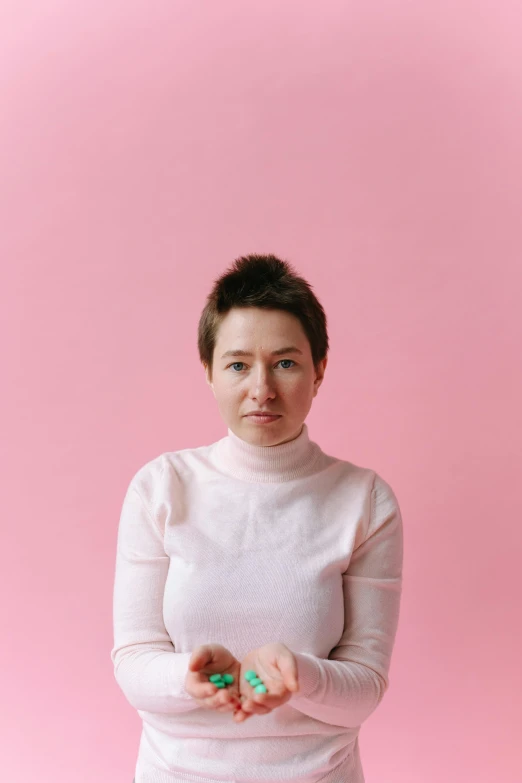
left=245, top=413, right=282, bottom=423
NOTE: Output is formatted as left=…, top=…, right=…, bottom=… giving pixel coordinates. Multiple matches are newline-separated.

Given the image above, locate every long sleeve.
left=110, top=472, right=199, bottom=714
left=289, top=473, right=404, bottom=728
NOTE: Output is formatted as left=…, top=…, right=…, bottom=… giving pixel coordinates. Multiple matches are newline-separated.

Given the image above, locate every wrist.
left=291, top=652, right=322, bottom=700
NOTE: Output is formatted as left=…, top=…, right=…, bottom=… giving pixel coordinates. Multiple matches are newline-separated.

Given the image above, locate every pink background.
left=2, top=2, right=521, bottom=781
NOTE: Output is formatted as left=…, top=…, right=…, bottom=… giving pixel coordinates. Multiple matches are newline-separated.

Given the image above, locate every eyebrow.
left=220, top=346, right=304, bottom=359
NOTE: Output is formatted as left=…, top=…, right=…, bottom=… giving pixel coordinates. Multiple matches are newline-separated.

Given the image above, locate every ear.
left=313, top=357, right=327, bottom=397
left=203, top=363, right=215, bottom=395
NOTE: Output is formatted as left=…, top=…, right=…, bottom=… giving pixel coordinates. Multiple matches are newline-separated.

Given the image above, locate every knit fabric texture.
left=111, top=423, right=404, bottom=783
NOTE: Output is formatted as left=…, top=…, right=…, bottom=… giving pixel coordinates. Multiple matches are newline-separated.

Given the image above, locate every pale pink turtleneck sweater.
left=111, top=423, right=404, bottom=783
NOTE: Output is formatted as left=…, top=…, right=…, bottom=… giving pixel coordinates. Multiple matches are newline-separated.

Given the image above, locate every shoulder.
left=316, top=446, right=376, bottom=495
left=325, top=454, right=404, bottom=556
left=370, top=470, right=402, bottom=514
left=123, top=440, right=214, bottom=505
left=322, top=444, right=400, bottom=503
left=318, top=448, right=402, bottom=535
left=366, top=470, right=403, bottom=544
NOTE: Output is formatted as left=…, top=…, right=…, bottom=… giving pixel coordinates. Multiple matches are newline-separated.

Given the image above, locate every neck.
left=214, top=422, right=323, bottom=483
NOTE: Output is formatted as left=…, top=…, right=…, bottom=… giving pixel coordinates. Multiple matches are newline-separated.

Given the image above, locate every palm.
left=186, top=644, right=242, bottom=709
left=238, top=643, right=298, bottom=716
left=244, top=652, right=282, bottom=689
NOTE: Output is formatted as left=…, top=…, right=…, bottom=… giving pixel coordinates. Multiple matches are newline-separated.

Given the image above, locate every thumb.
left=277, top=649, right=299, bottom=692
left=189, top=645, right=213, bottom=671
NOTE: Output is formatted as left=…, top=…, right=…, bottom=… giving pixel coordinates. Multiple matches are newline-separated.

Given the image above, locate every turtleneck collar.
left=213, top=422, right=323, bottom=483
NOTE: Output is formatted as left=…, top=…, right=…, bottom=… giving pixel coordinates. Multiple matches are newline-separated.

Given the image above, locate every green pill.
left=214, top=681, right=226, bottom=688
left=249, top=677, right=263, bottom=687
left=222, top=673, right=234, bottom=684
left=244, top=670, right=258, bottom=681
left=254, top=684, right=267, bottom=694
left=209, top=674, right=224, bottom=683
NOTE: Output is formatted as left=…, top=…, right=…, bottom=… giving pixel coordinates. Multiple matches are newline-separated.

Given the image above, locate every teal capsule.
left=249, top=677, right=263, bottom=687
left=244, top=670, right=257, bottom=681
left=214, top=681, right=227, bottom=688
left=209, top=674, right=224, bottom=683
left=254, top=684, right=267, bottom=693
left=222, top=673, right=234, bottom=684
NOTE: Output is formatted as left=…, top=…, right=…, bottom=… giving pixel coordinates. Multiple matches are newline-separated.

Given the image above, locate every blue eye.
left=228, top=360, right=295, bottom=372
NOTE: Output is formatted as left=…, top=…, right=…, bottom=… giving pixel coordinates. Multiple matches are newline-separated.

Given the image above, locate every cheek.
left=216, top=386, right=242, bottom=407
left=288, top=378, right=310, bottom=396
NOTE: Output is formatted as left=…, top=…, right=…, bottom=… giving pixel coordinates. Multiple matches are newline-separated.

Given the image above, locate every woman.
left=111, top=254, right=404, bottom=783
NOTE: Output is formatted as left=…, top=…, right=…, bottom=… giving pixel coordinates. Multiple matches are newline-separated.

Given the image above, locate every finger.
left=276, top=653, right=299, bottom=692
left=216, top=701, right=237, bottom=713
left=250, top=690, right=287, bottom=711
left=242, top=686, right=274, bottom=712
left=198, top=685, right=218, bottom=699
left=240, top=698, right=271, bottom=715
left=208, top=689, right=231, bottom=708
left=192, top=670, right=213, bottom=687
left=234, top=700, right=267, bottom=720
left=233, top=709, right=253, bottom=722
left=205, top=687, right=240, bottom=711
left=190, top=672, right=218, bottom=698
left=189, top=681, right=216, bottom=700
left=247, top=688, right=290, bottom=709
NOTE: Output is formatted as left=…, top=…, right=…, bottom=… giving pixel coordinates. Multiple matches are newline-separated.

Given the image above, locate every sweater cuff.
left=291, top=652, right=322, bottom=700
left=171, top=652, right=197, bottom=701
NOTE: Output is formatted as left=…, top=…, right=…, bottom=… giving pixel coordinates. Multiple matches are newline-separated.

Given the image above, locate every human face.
left=204, top=307, right=327, bottom=446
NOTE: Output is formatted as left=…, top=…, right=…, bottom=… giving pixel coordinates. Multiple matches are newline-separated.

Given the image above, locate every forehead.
left=215, top=307, right=305, bottom=344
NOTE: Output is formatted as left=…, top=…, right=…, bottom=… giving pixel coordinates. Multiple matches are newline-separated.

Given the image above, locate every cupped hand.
left=233, top=643, right=300, bottom=723
left=185, top=644, right=242, bottom=714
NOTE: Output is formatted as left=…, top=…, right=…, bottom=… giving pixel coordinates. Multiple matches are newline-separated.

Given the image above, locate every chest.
left=162, top=479, right=360, bottom=657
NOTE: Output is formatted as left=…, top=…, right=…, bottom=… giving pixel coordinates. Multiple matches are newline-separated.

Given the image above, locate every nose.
left=248, top=367, right=276, bottom=404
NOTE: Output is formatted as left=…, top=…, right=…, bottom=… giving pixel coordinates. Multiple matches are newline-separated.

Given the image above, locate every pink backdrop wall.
left=2, top=2, right=521, bottom=781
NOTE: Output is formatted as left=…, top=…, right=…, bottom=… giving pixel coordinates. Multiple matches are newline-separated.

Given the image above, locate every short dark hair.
left=198, top=253, right=329, bottom=380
